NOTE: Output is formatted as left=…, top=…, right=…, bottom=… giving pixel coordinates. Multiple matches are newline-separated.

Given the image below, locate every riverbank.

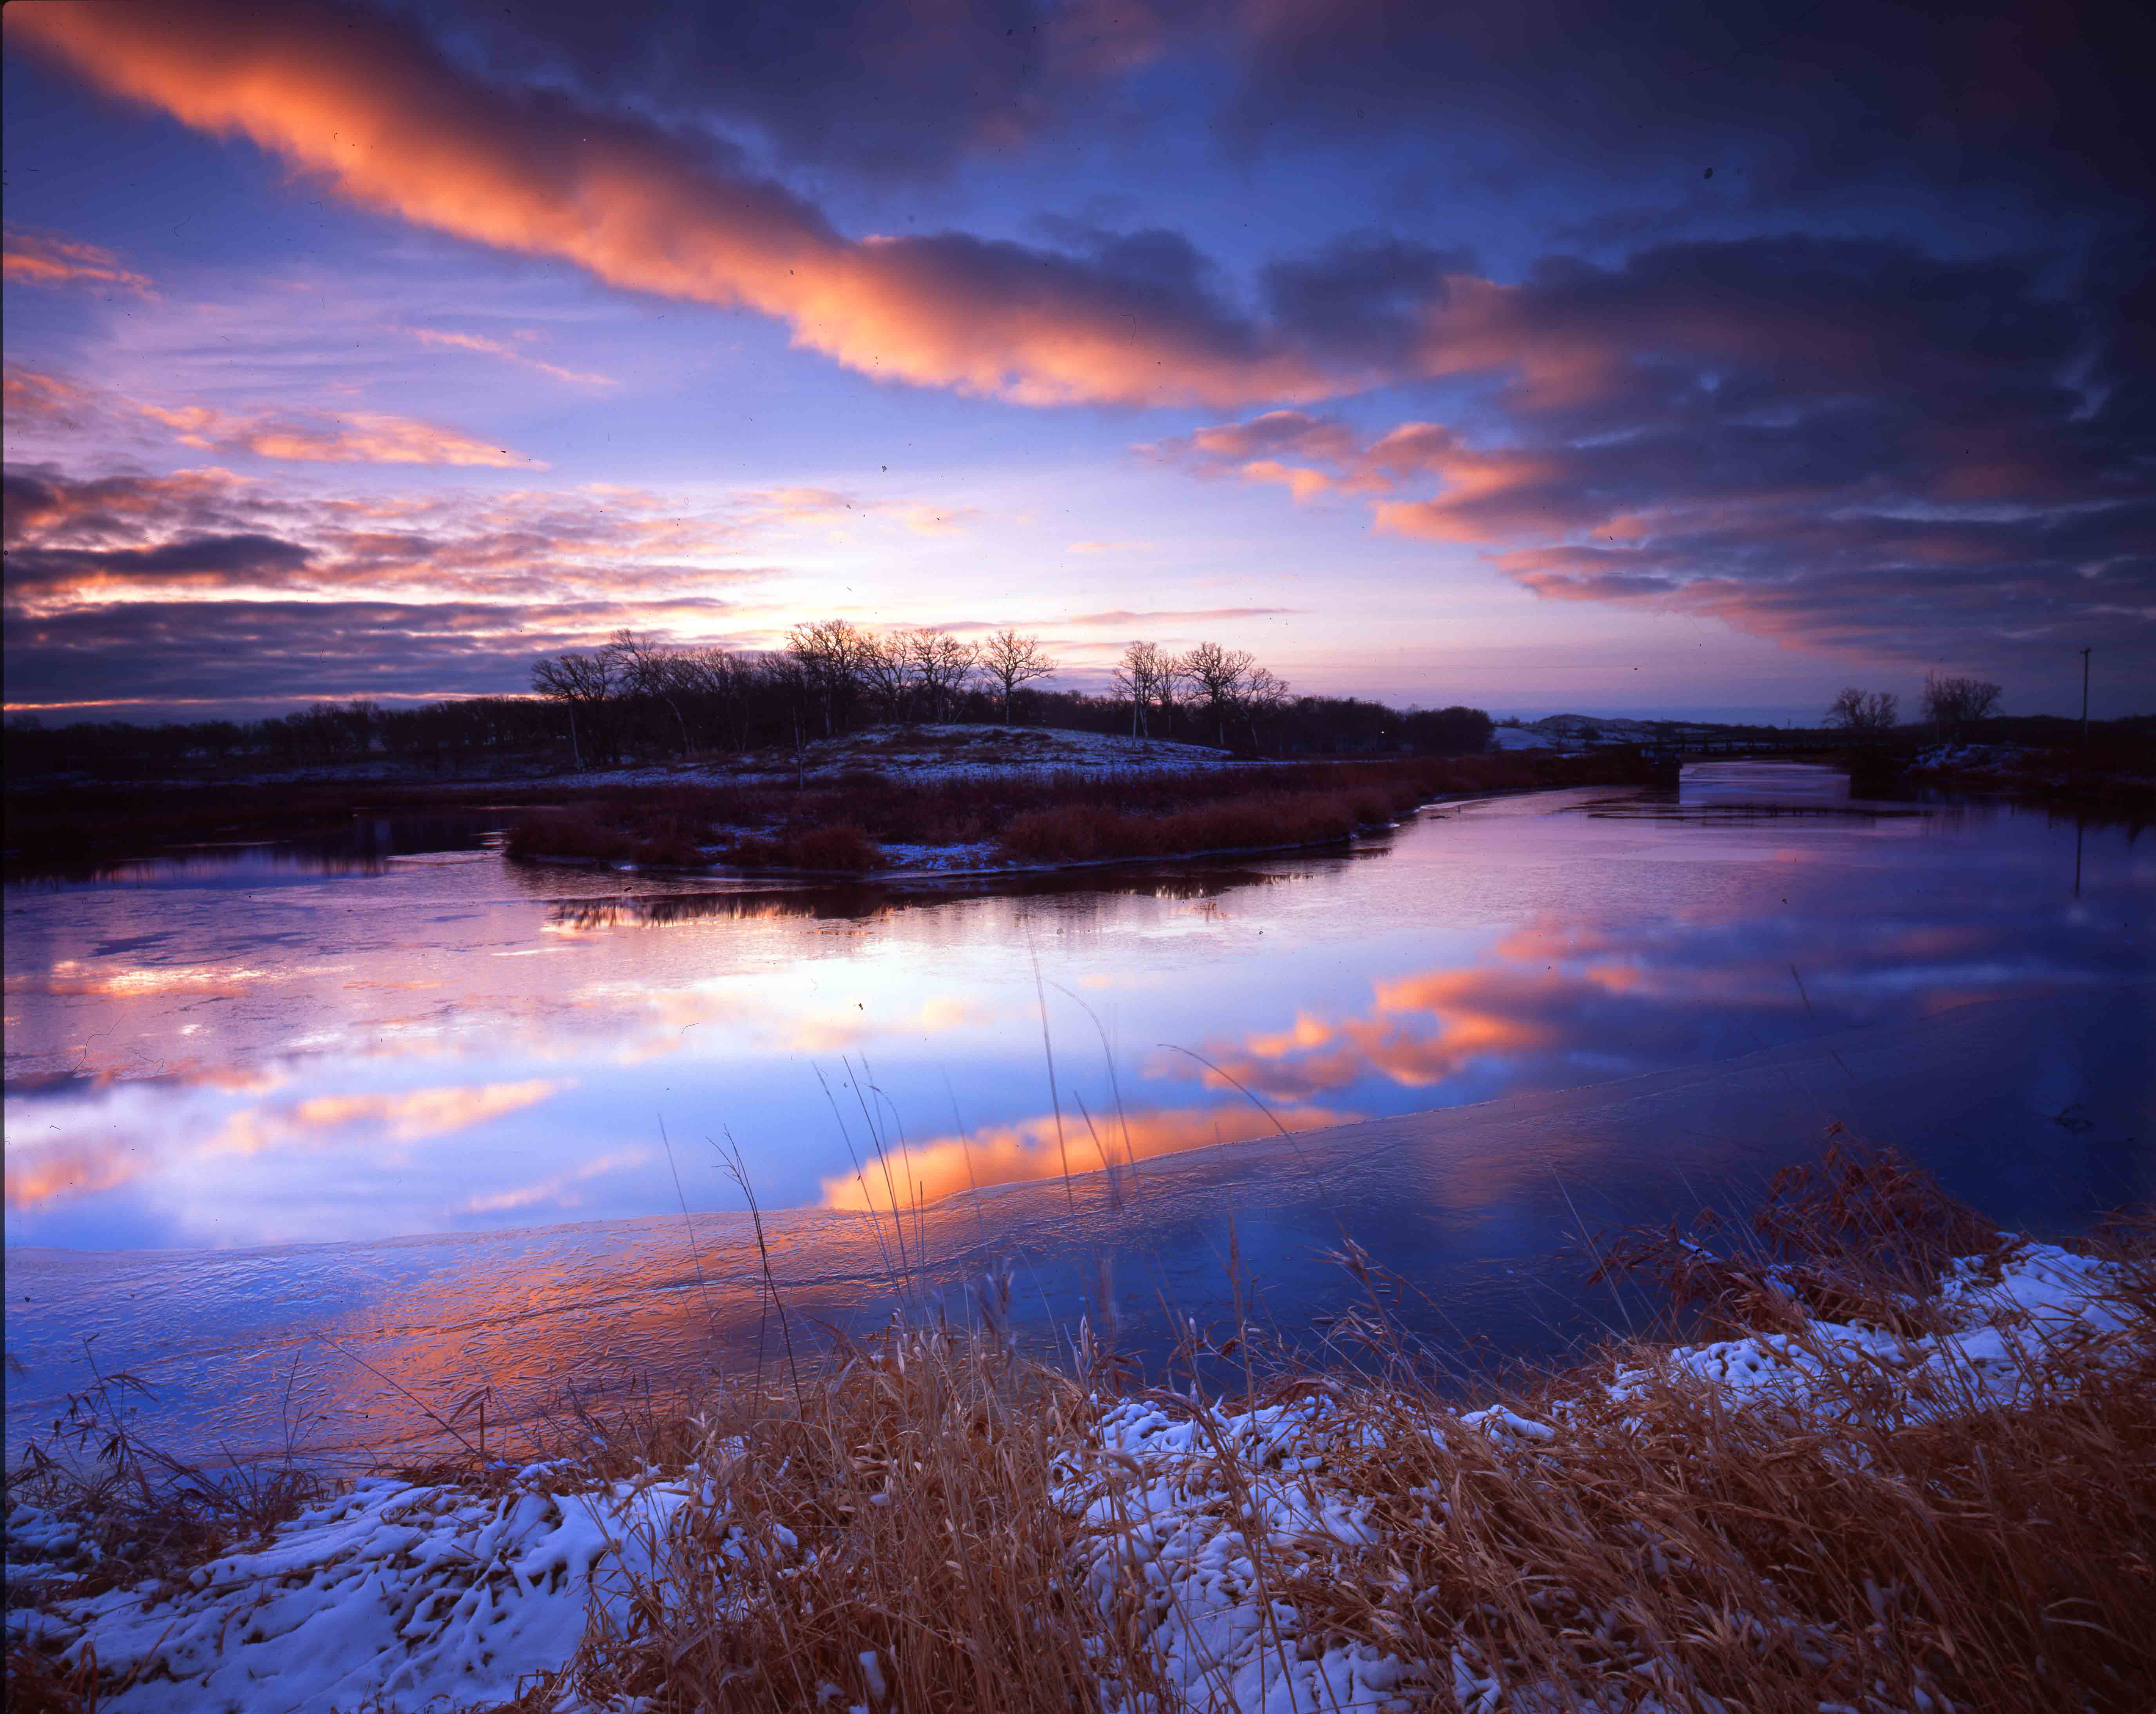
left=499, top=751, right=1663, bottom=873
left=4, top=735, right=1665, bottom=879
left=6, top=1148, right=2151, bottom=1713
left=1899, top=740, right=2156, bottom=814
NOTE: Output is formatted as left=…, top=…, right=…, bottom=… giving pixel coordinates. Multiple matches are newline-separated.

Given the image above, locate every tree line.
left=4, top=625, right=1495, bottom=775
left=524, top=625, right=1490, bottom=765
left=1824, top=672, right=2003, bottom=739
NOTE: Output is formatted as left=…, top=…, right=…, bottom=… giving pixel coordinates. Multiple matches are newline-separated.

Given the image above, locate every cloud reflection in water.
left=3, top=772, right=2146, bottom=1248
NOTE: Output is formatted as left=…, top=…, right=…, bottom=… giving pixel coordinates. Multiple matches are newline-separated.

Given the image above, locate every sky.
left=3, top=0, right=2150, bottom=725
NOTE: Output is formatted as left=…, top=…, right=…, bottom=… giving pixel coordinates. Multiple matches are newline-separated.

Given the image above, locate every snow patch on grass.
left=7, top=1239, right=2144, bottom=1712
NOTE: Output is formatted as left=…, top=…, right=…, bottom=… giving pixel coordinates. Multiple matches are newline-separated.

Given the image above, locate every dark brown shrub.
left=779, top=823, right=882, bottom=871
left=998, top=787, right=1389, bottom=863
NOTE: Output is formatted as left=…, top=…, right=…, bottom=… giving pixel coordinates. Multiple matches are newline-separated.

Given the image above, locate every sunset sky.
left=4, top=0, right=2149, bottom=724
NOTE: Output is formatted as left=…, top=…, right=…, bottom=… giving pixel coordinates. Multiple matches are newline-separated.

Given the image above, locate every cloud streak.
left=407, top=327, right=616, bottom=388
left=137, top=402, right=544, bottom=467
left=1152, top=237, right=2155, bottom=671
left=5, top=0, right=1337, bottom=408
left=3, top=225, right=156, bottom=296
left=7, top=365, right=545, bottom=469
left=0, top=457, right=996, bottom=708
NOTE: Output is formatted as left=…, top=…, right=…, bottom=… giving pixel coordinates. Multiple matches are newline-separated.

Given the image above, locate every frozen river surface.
left=5, top=763, right=2149, bottom=1459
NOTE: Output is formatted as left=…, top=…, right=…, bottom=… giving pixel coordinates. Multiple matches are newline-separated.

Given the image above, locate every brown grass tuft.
left=564, top=1334, right=1157, bottom=1713
left=553, top=1152, right=2155, bottom=1713
left=722, top=821, right=884, bottom=872
left=16, top=1151, right=2147, bottom=1712
left=997, top=785, right=1399, bottom=863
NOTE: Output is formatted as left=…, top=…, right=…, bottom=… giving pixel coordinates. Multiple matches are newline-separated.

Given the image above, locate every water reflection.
left=540, top=865, right=1296, bottom=930
left=4, top=766, right=2150, bottom=1253
left=15, top=812, right=510, bottom=886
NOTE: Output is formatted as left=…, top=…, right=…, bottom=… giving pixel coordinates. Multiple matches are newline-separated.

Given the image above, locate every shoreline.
left=7, top=1147, right=2150, bottom=1713
left=5, top=743, right=1668, bottom=881
left=10, top=982, right=2146, bottom=1473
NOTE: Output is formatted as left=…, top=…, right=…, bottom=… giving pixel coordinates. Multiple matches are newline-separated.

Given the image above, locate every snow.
left=1608, top=1239, right=2138, bottom=1418
left=863, top=837, right=1004, bottom=873
left=60, top=725, right=1253, bottom=795
left=7, top=1240, right=2140, bottom=1713
left=1911, top=741, right=2026, bottom=771
left=522, top=723, right=1250, bottom=792
left=6, top=1470, right=690, bottom=1713
left=768, top=724, right=1243, bottom=784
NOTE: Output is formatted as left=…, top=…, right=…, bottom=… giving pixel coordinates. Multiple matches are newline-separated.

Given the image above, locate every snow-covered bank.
left=9, top=1226, right=2148, bottom=1714
left=16, top=724, right=1252, bottom=797
left=7, top=1473, right=688, bottom=1713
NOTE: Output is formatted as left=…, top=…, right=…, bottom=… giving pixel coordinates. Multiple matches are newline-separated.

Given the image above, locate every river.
left=5, top=763, right=2149, bottom=1460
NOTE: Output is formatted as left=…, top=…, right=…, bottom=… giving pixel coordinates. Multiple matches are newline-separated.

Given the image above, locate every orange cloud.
left=3, top=366, right=104, bottom=431
left=465, top=1145, right=649, bottom=1214
left=821, top=1100, right=1361, bottom=1212
left=3, top=1078, right=570, bottom=1214
left=407, top=326, right=615, bottom=387
left=214, top=1078, right=569, bottom=1153
left=3, top=226, right=156, bottom=296
left=5, top=2, right=1333, bottom=408
left=2, top=462, right=830, bottom=623
left=136, top=401, right=540, bottom=467
left=1239, top=459, right=1334, bottom=504
left=903, top=504, right=981, bottom=535
left=3, top=1134, right=141, bottom=1212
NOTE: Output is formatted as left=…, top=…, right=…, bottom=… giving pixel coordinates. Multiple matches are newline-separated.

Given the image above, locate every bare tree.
left=1236, top=664, right=1292, bottom=752
left=672, top=645, right=751, bottom=749
left=1154, top=648, right=1190, bottom=739
left=1181, top=640, right=1257, bottom=746
left=1825, top=687, right=1899, bottom=737
left=604, top=629, right=696, bottom=756
left=857, top=630, right=915, bottom=723
left=786, top=618, right=871, bottom=737
left=1113, top=640, right=1167, bottom=737
left=906, top=629, right=978, bottom=722
left=531, top=649, right=617, bottom=768
left=978, top=627, right=1058, bottom=723
left=1921, top=672, right=2001, bottom=737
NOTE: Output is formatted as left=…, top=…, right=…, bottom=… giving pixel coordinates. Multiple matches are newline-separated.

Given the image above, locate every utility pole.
left=2080, top=647, right=2091, bottom=747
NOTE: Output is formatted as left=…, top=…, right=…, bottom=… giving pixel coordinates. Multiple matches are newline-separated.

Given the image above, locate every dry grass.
left=4, top=1353, right=325, bottom=1602
left=1266, top=1340, right=2156, bottom=1712
left=5, top=747, right=1659, bottom=880
left=501, top=752, right=1657, bottom=871
left=996, top=784, right=1399, bottom=863
left=13, top=1151, right=2146, bottom=1712
left=529, top=1149, right=2154, bottom=1713
left=723, top=821, right=886, bottom=872
left=503, top=802, right=713, bottom=867
left=3, top=1352, right=329, bottom=1713
left=563, top=1339, right=1159, bottom=1713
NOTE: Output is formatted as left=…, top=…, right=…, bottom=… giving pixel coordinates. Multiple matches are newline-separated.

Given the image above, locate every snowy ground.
left=5, top=1238, right=2140, bottom=1714
left=526, top=724, right=1253, bottom=792
left=759, top=723, right=1244, bottom=783
left=26, top=725, right=1253, bottom=796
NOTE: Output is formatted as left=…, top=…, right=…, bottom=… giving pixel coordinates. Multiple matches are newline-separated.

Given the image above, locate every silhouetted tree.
left=1113, top=641, right=1168, bottom=737
left=786, top=618, right=871, bottom=737
left=1180, top=641, right=1256, bottom=746
left=531, top=650, right=618, bottom=767
left=1826, top=687, right=1899, bottom=736
left=1921, top=673, right=2001, bottom=738
left=978, top=628, right=1057, bottom=722
left=906, top=629, right=978, bottom=722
